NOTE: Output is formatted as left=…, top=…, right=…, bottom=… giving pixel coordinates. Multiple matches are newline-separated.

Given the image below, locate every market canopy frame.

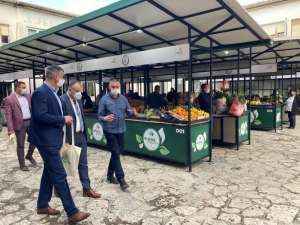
left=0, top=0, right=270, bottom=75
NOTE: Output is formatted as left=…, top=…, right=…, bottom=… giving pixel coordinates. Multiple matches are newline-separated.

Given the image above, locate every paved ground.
left=0, top=119, right=300, bottom=225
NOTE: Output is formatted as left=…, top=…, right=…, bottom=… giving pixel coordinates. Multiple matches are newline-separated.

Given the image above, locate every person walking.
left=198, top=83, right=211, bottom=113
left=29, top=65, right=90, bottom=223
left=4, top=81, right=36, bottom=171
left=285, top=89, right=300, bottom=129
left=98, top=79, right=137, bottom=191
left=61, top=80, right=101, bottom=198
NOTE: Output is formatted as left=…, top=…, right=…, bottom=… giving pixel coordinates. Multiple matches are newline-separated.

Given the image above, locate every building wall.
left=246, top=0, right=300, bottom=38
left=0, top=1, right=74, bottom=45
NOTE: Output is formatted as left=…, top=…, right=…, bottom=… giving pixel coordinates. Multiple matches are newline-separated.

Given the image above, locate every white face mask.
left=110, top=88, right=120, bottom=97
left=20, top=89, right=28, bottom=96
left=57, top=79, right=65, bottom=88
left=74, top=92, right=82, bottom=100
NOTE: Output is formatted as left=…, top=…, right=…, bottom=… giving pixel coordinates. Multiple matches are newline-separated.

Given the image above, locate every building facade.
left=0, top=0, right=75, bottom=46
left=246, top=0, right=300, bottom=39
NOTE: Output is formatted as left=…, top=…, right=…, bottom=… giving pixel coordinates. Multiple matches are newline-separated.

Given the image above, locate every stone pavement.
left=0, top=119, right=300, bottom=225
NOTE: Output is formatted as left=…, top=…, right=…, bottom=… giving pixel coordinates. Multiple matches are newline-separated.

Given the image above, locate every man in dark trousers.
left=4, top=81, right=36, bottom=171
left=285, top=89, right=300, bottom=129
left=198, top=83, right=211, bottom=113
left=29, top=65, right=90, bottom=223
left=61, top=80, right=101, bottom=198
left=98, top=78, right=137, bottom=191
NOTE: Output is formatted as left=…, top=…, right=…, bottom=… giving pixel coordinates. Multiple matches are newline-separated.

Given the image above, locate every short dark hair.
left=68, top=80, right=81, bottom=89
left=15, top=81, right=25, bottom=90
left=155, top=85, right=160, bottom=91
left=45, top=65, right=64, bottom=80
left=201, top=83, right=208, bottom=90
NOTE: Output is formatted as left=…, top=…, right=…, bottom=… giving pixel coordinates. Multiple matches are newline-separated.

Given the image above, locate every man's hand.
left=104, top=114, right=114, bottom=122
left=132, top=108, right=138, bottom=116
left=8, top=133, right=15, bottom=141
left=64, top=116, right=73, bottom=125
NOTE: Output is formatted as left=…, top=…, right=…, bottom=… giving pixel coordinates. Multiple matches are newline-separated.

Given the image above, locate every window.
left=292, top=19, right=300, bottom=37
left=27, top=28, right=43, bottom=36
left=0, top=24, right=9, bottom=45
left=262, top=22, right=286, bottom=38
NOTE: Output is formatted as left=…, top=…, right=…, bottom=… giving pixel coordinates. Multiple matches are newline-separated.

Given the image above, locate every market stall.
left=85, top=113, right=210, bottom=165
left=213, top=112, right=250, bottom=150
left=250, top=104, right=283, bottom=130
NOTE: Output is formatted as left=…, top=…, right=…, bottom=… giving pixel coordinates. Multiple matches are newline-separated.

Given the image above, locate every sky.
left=22, top=0, right=265, bottom=15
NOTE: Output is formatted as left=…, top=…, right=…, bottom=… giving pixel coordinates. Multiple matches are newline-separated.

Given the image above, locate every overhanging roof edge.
left=0, top=0, right=144, bottom=52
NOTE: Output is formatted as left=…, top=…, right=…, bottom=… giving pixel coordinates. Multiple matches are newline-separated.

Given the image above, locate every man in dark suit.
left=61, top=80, right=100, bottom=198
left=29, top=65, right=90, bottom=223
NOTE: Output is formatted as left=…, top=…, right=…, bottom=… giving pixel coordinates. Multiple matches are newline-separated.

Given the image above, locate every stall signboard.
left=59, top=44, right=190, bottom=74
left=125, top=120, right=210, bottom=164
left=0, top=70, right=33, bottom=81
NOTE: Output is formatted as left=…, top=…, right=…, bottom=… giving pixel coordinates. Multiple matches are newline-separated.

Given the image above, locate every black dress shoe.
left=25, top=156, right=37, bottom=166
left=20, top=166, right=29, bottom=171
left=107, top=176, right=119, bottom=184
left=119, top=179, right=129, bottom=191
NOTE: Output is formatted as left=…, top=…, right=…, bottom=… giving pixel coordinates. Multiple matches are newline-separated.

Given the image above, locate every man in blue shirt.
left=98, top=79, right=136, bottom=191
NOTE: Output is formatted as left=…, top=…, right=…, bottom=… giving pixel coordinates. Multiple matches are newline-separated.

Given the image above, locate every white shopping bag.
left=60, top=125, right=81, bottom=177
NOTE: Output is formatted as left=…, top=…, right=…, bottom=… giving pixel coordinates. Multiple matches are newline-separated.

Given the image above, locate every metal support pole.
left=237, top=48, right=240, bottom=95
left=175, top=62, right=178, bottom=91
left=131, top=68, right=134, bottom=91
left=290, top=64, right=293, bottom=87
left=119, top=42, right=124, bottom=94
left=84, top=73, right=87, bottom=93
left=98, top=71, right=102, bottom=97
left=249, top=48, right=252, bottom=143
left=187, top=26, right=192, bottom=172
left=209, top=40, right=213, bottom=162
left=32, top=61, right=36, bottom=90
left=231, top=76, right=234, bottom=95
left=243, top=74, right=246, bottom=96
left=274, top=56, right=278, bottom=133
left=43, top=58, right=47, bottom=81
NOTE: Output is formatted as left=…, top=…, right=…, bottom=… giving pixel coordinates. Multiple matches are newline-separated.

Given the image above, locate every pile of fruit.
left=249, top=100, right=261, bottom=105
left=169, top=106, right=209, bottom=121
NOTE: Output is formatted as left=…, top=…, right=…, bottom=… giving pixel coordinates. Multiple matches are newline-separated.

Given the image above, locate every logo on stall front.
left=192, top=132, right=208, bottom=152
left=122, top=55, right=130, bottom=66
left=276, top=112, right=281, bottom=122
left=92, top=122, right=104, bottom=141
left=240, top=121, right=248, bottom=136
left=136, top=128, right=170, bottom=156
left=143, top=129, right=160, bottom=151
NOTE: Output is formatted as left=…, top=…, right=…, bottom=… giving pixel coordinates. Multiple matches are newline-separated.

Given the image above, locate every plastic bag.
left=229, top=102, right=245, bottom=117
left=60, top=125, right=81, bottom=177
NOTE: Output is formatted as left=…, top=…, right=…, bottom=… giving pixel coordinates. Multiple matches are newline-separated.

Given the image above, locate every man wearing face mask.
left=60, top=80, right=101, bottom=198
left=29, top=66, right=90, bottom=223
left=4, top=81, right=36, bottom=171
left=98, top=79, right=137, bottom=191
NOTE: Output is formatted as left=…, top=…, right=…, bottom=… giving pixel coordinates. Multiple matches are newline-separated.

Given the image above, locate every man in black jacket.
left=198, top=83, right=211, bottom=113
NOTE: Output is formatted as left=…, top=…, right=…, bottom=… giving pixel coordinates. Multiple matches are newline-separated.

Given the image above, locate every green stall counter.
left=84, top=113, right=211, bottom=165
left=250, top=105, right=283, bottom=131
left=212, top=112, right=250, bottom=150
